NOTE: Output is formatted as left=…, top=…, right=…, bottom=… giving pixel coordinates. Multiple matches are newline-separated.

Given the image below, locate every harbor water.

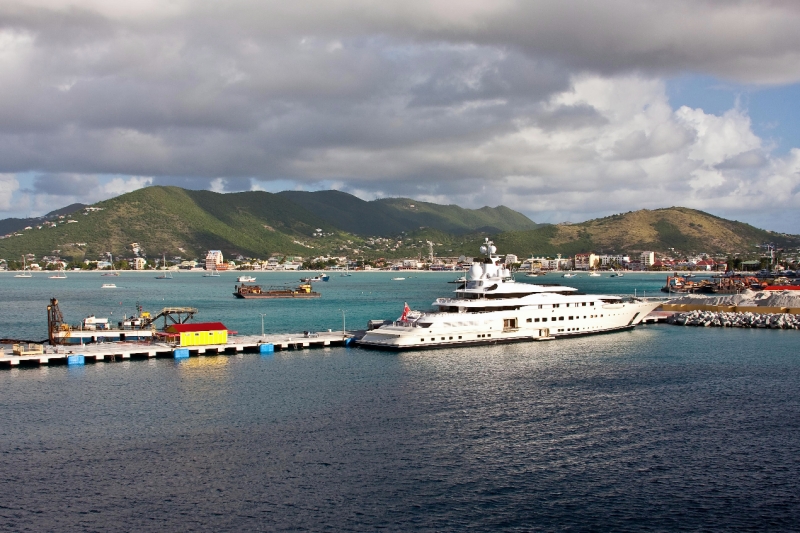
left=1, top=271, right=799, bottom=530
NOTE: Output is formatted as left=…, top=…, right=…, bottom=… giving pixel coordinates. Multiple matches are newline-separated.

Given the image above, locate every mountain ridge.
left=0, top=187, right=796, bottom=262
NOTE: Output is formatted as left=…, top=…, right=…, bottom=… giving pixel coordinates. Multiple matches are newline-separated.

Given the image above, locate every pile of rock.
left=668, top=289, right=800, bottom=308
left=667, top=310, right=800, bottom=329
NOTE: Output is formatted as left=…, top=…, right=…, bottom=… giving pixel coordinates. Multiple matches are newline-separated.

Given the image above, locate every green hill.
left=1, top=188, right=795, bottom=264
left=278, top=191, right=539, bottom=235
left=496, top=208, right=800, bottom=257
left=0, top=187, right=335, bottom=261
left=0, top=186, right=537, bottom=262
left=0, top=203, right=87, bottom=236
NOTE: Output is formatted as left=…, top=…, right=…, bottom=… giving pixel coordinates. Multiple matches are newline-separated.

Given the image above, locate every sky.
left=1, top=0, right=800, bottom=233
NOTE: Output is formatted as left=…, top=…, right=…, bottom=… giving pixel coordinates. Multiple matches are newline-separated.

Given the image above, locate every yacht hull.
left=358, top=301, right=659, bottom=351
left=358, top=325, right=636, bottom=351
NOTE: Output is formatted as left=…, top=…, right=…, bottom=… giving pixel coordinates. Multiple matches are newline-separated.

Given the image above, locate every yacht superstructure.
left=358, top=239, right=660, bottom=350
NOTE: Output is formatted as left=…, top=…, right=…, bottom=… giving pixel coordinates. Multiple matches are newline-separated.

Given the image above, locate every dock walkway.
left=0, top=331, right=355, bottom=369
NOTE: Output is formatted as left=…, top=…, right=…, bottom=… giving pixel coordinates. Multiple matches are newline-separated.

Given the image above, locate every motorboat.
left=588, top=271, right=601, bottom=277
left=300, top=273, right=329, bottom=282
left=358, top=238, right=660, bottom=350
left=237, top=275, right=256, bottom=283
left=101, top=283, right=117, bottom=289
left=391, top=277, right=405, bottom=281
left=562, top=272, right=577, bottom=278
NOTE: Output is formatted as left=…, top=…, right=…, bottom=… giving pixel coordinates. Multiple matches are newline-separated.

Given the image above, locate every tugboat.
left=233, top=283, right=321, bottom=299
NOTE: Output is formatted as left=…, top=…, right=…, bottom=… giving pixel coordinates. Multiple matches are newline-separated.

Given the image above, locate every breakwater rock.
left=667, top=310, right=800, bottom=329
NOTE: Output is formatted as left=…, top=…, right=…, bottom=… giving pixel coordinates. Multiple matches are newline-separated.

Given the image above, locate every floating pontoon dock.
left=0, top=331, right=356, bottom=368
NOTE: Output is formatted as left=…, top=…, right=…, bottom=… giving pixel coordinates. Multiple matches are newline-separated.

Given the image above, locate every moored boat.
left=233, top=283, right=321, bottom=299
left=358, top=239, right=660, bottom=350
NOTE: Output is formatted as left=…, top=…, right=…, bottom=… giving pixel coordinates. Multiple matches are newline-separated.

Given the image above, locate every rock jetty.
left=667, top=310, right=800, bottom=329
left=668, top=289, right=800, bottom=308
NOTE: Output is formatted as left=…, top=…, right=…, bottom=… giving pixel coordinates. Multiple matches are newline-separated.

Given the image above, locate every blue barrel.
left=259, top=343, right=274, bottom=354
left=67, top=355, right=85, bottom=366
left=173, top=348, right=190, bottom=359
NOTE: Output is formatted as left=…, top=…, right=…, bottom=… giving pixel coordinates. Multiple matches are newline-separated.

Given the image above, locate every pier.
left=0, top=331, right=356, bottom=369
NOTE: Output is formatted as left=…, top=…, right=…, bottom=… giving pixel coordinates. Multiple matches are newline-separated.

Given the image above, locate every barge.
left=233, top=283, right=321, bottom=299
left=661, top=274, right=767, bottom=294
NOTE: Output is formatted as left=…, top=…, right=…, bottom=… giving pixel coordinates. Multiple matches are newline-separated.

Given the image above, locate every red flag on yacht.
left=400, top=302, right=410, bottom=321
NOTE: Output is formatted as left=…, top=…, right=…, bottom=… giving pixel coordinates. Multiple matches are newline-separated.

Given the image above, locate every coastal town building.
left=132, top=257, right=147, bottom=270
left=520, top=255, right=570, bottom=271
left=205, top=250, right=226, bottom=271
left=574, top=253, right=599, bottom=270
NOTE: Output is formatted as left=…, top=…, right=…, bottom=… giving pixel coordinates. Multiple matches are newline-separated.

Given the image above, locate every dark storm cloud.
left=32, top=174, right=99, bottom=195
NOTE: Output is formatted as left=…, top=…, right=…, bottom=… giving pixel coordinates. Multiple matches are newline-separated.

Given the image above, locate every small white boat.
left=562, top=272, right=577, bottom=278
left=49, top=269, right=67, bottom=279
left=588, top=271, right=601, bottom=277
left=300, top=273, right=328, bottom=282
left=101, top=283, right=117, bottom=289
left=237, top=275, right=256, bottom=282
left=448, top=276, right=467, bottom=284
left=525, top=273, right=539, bottom=278
left=392, top=277, right=406, bottom=281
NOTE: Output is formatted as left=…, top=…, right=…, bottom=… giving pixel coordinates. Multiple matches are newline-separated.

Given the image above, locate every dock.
left=0, top=331, right=356, bottom=369
left=642, top=311, right=674, bottom=324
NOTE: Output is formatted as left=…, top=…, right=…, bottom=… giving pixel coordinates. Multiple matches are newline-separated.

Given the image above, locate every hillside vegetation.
left=0, top=188, right=796, bottom=263
left=279, top=191, right=540, bottom=235
left=496, top=208, right=799, bottom=257
left=0, top=186, right=537, bottom=261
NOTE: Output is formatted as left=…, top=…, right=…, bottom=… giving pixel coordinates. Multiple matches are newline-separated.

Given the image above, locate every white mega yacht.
left=358, top=239, right=661, bottom=350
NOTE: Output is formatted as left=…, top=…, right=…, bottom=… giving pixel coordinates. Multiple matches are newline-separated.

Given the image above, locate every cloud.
left=0, top=1, right=799, bottom=230
left=0, top=174, right=19, bottom=210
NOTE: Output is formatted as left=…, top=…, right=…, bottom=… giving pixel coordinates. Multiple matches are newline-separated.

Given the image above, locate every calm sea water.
left=1, top=272, right=798, bottom=531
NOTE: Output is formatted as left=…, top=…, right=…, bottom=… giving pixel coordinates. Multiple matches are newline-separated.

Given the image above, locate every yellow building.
left=164, top=322, right=229, bottom=347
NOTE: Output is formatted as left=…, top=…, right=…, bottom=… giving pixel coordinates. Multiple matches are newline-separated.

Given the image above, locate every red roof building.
left=165, top=322, right=229, bottom=333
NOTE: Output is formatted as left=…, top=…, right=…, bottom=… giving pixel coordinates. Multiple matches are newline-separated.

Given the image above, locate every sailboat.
left=203, top=264, right=220, bottom=277
left=155, top=253, right=173, bottom=279
left=340, top=264, right=352, bottom=277
left=49, top=266, right=67, bottom=279
left=102, top=253, right=120, bottom=276
left=14, top=255, right=32, bottom=278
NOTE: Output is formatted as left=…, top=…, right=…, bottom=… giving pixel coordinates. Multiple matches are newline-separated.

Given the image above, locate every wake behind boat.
left=358, top=239, right=660, bottom=350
